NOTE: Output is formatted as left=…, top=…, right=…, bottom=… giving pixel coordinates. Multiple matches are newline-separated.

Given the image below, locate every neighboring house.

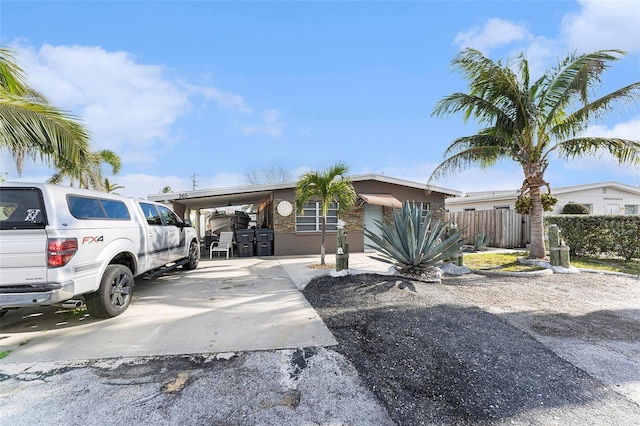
left=446, top=181, right=640, bottom=215
left=148, top=174, right=461, bottom=256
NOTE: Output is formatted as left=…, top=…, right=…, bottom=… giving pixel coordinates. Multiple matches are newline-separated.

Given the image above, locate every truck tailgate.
left=0, top=229, right=48, bottom=286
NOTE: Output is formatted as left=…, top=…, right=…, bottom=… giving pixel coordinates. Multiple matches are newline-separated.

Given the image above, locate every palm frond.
left=552, top=137, right=640, bottom=165
left=295, top=161, right=356, bottom=214
left=538, top=50, right=626, bottom=130
left=0, top=91, right=90, bottom=173
left=430, top=143, right=510, bottom=183
left=552, top=82, right=640, bottom=139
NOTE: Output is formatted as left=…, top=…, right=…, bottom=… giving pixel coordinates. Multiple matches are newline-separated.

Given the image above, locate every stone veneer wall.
left=431, top=201, right=446, bottom=219
left=340, top=205, right=364, bottom=232
left=273, top=199, right=295, bottom=233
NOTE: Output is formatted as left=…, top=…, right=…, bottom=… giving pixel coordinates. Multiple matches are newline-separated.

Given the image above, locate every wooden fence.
left=445, top=210, right=531, bottom=249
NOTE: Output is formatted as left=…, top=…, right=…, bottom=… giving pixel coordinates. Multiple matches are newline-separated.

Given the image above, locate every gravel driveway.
left=303, top=270, right=640, bottom=425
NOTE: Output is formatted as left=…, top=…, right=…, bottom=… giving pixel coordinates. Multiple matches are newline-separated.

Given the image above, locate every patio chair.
left=210, top=231, right=234, bottom=259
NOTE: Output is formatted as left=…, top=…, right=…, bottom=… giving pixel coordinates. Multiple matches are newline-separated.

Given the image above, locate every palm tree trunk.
left=529, top=186, right=546, bottom=259
left=320, top=215, right=326, bottom=265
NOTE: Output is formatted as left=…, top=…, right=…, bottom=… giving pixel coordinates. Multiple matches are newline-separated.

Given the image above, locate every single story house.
left=148, top=173, right=461, bottom=256
left=445, top=181, right=640, bottom=215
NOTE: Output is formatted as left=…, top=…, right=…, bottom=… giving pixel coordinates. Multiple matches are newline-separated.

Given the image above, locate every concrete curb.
left=576, top=268, right=640, bottom=279
left=470, top=268, right=554, bottom=278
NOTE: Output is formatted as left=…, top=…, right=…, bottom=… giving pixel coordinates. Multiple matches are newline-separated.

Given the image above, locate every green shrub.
left=545, top=215, right=640, bottom=260
left=364, top=201, right=465, bottom=274
left=561, top=203, right=590, bottom=214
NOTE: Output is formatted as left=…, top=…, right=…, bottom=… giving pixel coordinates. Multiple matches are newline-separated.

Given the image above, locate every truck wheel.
left=182, top=240, right=200, bottom=270
left=86, top=265, right=134, bottom=318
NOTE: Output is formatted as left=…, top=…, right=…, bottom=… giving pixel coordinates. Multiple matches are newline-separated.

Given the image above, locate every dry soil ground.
left=303, top=270, right=640, bottom=425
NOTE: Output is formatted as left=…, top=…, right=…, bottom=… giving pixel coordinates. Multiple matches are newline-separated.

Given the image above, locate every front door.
left=605, top=203, right=622, bottom=214
left=363, top=204, right=383, bottom=252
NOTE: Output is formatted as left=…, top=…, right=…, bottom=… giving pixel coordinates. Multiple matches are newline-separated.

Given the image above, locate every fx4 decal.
left=82, top=235, right=104, bottom=244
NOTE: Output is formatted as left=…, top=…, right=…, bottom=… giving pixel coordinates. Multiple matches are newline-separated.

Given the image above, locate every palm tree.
left=431, top=48, right=640, bottom=259
left=49, top=149, right=121, bottom=191
left=295, top=162, right=357, bottom=265
left=0, top=45, right=90, bottom=176
left=103, top=178, right=124, bottom=194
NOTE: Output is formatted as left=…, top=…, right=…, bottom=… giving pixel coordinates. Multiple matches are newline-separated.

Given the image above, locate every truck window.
left=100, top=199, right=131, bottom=219
left=69, top=196, right=106, bottom=219
left=68, top=196, right=131, bottom=220
left=0, top=187, right=46, bottom=229
left=139, top=203, right=163, bottom=226
left=158, top=205, right=180, bottom=226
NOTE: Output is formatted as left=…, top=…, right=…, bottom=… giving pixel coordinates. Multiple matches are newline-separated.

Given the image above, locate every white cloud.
left=583, top=117, right=640, bottom=140
left=453, top=18, right=531, bottom=53
left=561, top=0, right=640, bottom=53
left=185, top=84, right=253, bottom=113
left=13, top=43, right=191, bottom=155
left=453, top=1, right=640, bottom=80
left=8, top=41, right=284, bottom=170
left=241, top=109, right=287, bottom=137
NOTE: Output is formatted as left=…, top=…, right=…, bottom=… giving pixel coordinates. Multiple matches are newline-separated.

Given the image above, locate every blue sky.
left=1, top=0, right=639, bottom=198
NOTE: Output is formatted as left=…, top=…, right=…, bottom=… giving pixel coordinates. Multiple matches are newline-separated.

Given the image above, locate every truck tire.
left=86, top=264, right=134, bottom=318
left=182, top=240, right=200, bottom=270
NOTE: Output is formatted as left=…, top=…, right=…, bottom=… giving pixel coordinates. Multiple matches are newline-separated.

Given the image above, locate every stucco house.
left=445, top=181, right=640, bottom=215
left=148, top=173, right=461, bottom=256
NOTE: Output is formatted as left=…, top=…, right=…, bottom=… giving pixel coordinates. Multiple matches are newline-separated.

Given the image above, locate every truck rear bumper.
left=0, top=281, right=75, bottom=308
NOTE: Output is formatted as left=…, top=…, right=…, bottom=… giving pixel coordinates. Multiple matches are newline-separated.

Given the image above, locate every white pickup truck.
left=0, top=182, right=200, bottom=318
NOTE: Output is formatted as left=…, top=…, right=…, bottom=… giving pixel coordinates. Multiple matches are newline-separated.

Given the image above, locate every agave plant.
left=472, top=232, right=491, bottom=251
left=364, top=201, right=464, bottom=275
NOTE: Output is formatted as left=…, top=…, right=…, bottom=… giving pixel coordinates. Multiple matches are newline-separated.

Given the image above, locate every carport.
left=147, top=174, right=460, bottom=257
left=147, top=182, right=290, bottom=241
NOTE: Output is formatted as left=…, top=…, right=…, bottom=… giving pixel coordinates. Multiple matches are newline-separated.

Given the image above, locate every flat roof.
left=147, top=173, right=461, bottom=210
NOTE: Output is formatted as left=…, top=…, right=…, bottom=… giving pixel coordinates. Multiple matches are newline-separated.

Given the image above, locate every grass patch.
left=571, top=256, right=640, bottom=275
left=463, top=252, right=544, bottom=272
left=463, top=251, right=639, bottom=275
left=0, top=350, right=12, bottom=359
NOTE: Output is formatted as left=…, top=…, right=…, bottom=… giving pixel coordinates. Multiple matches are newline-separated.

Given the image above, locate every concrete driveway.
left=0, top=255, right=396, bottom=425
left=0, top=256, right=344, bottom=362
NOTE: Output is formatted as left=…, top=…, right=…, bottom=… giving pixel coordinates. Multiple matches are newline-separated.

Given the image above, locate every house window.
left=625, top=205, right=638, bottom=215
left=295, top=201, right=339, bottom=232
left=418, top=202, right=430, bottom=221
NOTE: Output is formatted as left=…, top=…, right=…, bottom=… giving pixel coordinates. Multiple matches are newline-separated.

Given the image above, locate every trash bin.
left=255, top=229, right=274, bottom=256
left=235, top=229, right=255, bottom=257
